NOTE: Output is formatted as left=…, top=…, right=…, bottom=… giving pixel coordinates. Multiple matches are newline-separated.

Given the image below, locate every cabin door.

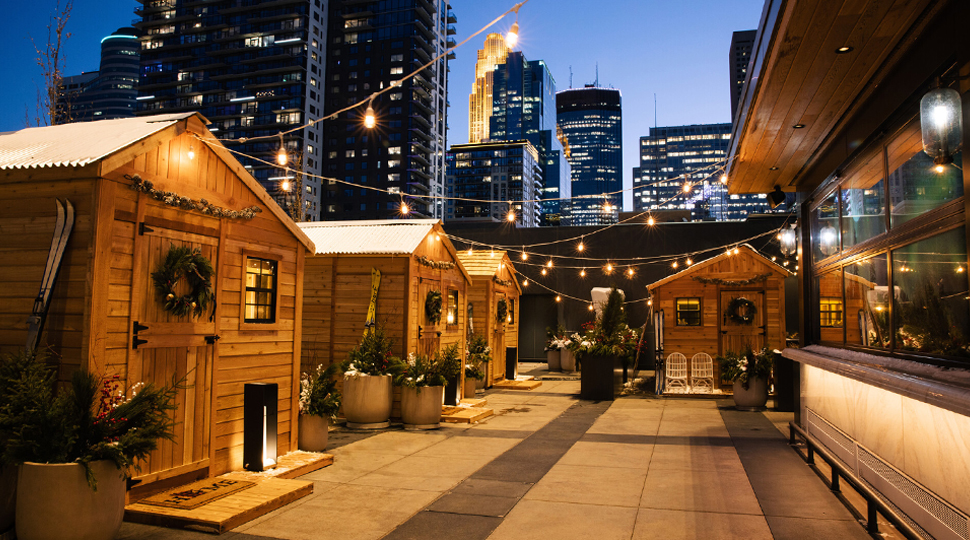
left=129, top=223, right=218, bottom=484
left=719, top=289, right=766, bottom=386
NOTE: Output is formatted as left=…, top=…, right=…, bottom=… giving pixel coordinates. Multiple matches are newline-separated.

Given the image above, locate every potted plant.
left=464, top=334, right=490, bottom=397
left=544, top=325, right=565, bottom=372
left=1, top=350, right=179, bottom=540
left=341, top=325, right=405, bottom=429
left=574, top=288, right=635, bottom=400
left=396, top=344, right=461, bottom=429
left=298, top=363, right=341, bottom=452
left=718, top=346, right=774, bottom=410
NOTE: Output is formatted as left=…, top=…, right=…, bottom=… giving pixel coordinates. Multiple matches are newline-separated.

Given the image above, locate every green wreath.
left=496, top=298, right=509, bottom=324
left=425, top=290, right=443, bottom=324
left=151, top=245, right=215, bottom=318
left=725, top=296, right=757, bottom=325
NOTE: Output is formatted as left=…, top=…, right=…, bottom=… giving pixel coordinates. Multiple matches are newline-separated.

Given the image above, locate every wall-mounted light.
left=819, top=225, right=839, bottom=256
left=920, top=84, right=962, bottom=167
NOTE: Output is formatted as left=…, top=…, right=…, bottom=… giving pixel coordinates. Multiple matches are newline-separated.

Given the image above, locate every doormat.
left=140, top=478, right=256, bottom=510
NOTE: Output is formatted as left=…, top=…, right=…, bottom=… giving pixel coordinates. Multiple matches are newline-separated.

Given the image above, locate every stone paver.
left=118, top=381, right=875, bottom=540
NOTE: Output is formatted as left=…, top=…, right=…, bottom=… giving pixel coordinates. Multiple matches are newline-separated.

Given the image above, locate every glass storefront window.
left=811, top=190, right=840, bottom=264
left=892, top=229, right=970, bottom=358
left=844, top=254, right=889, bottom=349
left=841, top=152, right=886, bottom=248
left=816, top=270, right=844, bottom=343
left=888, top=119, right=963, bottom=227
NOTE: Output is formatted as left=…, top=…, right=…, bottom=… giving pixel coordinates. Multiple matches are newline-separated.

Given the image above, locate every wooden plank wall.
left=0, top=172, right=97, bottom=383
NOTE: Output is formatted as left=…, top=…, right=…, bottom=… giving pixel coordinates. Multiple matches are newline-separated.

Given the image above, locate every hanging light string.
left=516, top=268, right=650, bottom=306
left=194, top=1, right=531, bottom=146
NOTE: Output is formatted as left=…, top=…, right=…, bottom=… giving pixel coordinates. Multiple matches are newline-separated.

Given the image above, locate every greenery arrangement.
left=299, top=363, right=341, bottom=418
left=342, top=325, right=406, bottom=376
left=465, top=334, right=491, bottom=380
left=717, top=346, right=773, bottom=390
left=545, top=324, right=569, bottom=351
left=496, top=298, right=509, bottom=323
left=151, top=244, right=215, bottom=318
left=0, top=349, right=180, bottom=490
left=724, top=296, right=757, bottom=325
left=396, top=344, right=462, bottom=391
left=425, top=290, right=443, bottom=324
left=566, top=288, right=641, bottom=366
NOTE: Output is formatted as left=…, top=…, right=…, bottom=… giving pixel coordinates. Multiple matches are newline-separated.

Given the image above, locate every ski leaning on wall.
left=25, top=199, right=75, bottom=352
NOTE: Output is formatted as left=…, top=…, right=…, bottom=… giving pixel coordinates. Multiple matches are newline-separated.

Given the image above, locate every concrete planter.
left=342, top=374, right=393, bottom=429
left=16, top=460, right=125, bottom=540
left=298, top=414, right=330, bottom=452
left=546, top=350, right=561, bottom=372
left=580, top=354, right=623, bottom=401
left=733, top=377, right=769, bottom=411
left=463, top=378, right=477, bottom=399
left=560, top=348, right=576, bottom=372
left=0, top=465, right=16, bottom=533
left=401, top=385, right=443, bottom=429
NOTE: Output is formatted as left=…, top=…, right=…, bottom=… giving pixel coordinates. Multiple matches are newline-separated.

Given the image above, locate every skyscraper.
left=322, top=0, right=455, bottom=220
left=445, top=140, right=542, bottom=226
left=468, top=33, right=508, bottom=145
left=134, top=1, right=327, bottom=221
left=57, top=28, right=140, bottom=124
left=556, top=86, right=622, bottom=226
left=730, top=30, right=756, bottom=121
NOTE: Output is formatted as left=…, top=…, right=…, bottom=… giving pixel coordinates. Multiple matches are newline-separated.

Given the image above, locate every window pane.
left=844, top=254, right=889, bottom=348
left=245, top=304, right=256, bottom=320
left=260, top=274, right=273, bottom=289
left=246, top=272, right=256, bottom=288
left=816, top=271, right=843, bottom=343
left=811, top=190, right=840, bottom=264
left=841, top=152, right=886, bottom=248
left=446, top=290, right=458, bottom=325
left=892, top=228, right=970, bottom=358
left=676, top=298, right=701, bottom=326
left=888, top=119, right=963, bottom=227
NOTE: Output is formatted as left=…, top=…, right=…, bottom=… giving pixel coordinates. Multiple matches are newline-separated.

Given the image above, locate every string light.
left=588, top=304, right=594, bottom=311
left=686, top=258, right=693, bottom=265
left=733, top=247, right=740, bottom=255
left=555, top=295, right=561, bottom=302
left=580, top=268, right=586, bottom=277
left=683, top=183, right=692, bottom=193
left=545, top=260, right=553, bottom=268
left=935, top=164, right=946, bottom=174
left=720, top=174, right=728, bottom=184
left=672, top=261, right=679, bottom=269
left=605, top=262, right=614, bottom=274
left=187, top=144, right=195, bottom=160
left=577, top=237, right=585, bottom=252
left=541, top=268, right=547, bottom=276
left=363, top=99, right=376, bottom=129
left=507, top=210, right=516, bottom=222
left=467, top=247, right=473, bottom=256
left=522, top=279, right=529, bottom=287
left=626, top=267, right=635, bottom=277
left=647, top=216, right=655, bottom=226
left=276, top=134, right=288, bottom=166
left=400, top=202, right=410, bottom=215
left=281, top=180, right=291, bottom=191
left=520, top=251, right=528, bottom=261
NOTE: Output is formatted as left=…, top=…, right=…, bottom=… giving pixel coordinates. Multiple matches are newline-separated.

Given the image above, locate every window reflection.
left=816, top=271, right=844, bottom=343
left=844, top=254, right=889, bottom=348
left=811, top=190, right=840, bottom=263
left=888, top=119, right=963, bottom=226
left=841, top=152, right=886, bottom=248
left=892, top=229, right=970, bottom=357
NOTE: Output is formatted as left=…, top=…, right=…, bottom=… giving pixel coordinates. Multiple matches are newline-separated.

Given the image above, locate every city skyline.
left=0, top=0, right=765, bottom=212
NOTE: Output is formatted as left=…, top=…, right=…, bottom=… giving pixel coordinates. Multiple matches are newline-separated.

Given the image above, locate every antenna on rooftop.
left=595, top=63, right=599, bottom=87
left=569, top=65, right=573, bottom=89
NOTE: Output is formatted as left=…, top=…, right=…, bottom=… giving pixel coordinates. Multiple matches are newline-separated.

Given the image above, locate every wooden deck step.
left=492, top=379, right=542, bottom=391
left=441, top=405, right=493, bottom=423
left=460, top=398, right=488, bottom=408
left=124, top=452, right=332, bottom=534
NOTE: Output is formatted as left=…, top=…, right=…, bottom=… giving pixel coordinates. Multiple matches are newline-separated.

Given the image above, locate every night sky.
left=0, top=0, right=765, bottom=210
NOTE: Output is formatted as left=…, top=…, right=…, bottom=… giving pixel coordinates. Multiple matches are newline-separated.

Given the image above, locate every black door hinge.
left=205, top=335, right=221, bottom=344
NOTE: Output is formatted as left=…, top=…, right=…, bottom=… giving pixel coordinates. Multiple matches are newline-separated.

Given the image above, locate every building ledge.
left=784, top=345, right=970, bottom=418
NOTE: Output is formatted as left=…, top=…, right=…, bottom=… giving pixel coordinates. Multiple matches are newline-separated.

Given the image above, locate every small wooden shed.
left=299, top=219, right=471, bottom=409
left=454, top=250, right=521, bottom=386
left=0, top=113, right=314, bottom=492
left=646, top=244, right=791, bottom=389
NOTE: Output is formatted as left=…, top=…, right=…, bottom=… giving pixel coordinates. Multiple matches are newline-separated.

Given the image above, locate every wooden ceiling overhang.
left=726, top=0, right=962, bottom=197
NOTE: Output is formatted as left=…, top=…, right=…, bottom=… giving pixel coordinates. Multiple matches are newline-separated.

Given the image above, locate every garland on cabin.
left=425, top=290, right=443, bottom=324
left=496, top=298, right=509, bottom=324
left=415, top=255, right=455, bottom=270
left=691, top=272, right=771, bottom=286
left=724, top=296, right=758, bottom=325
left=151, top=244, right=215, bottom=318
left=127, top=174, right=262, bottom=219
left=492, top=275, right=513, bottom=287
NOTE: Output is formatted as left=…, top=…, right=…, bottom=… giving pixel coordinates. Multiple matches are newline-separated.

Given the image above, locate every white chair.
left=690, top=352, right=715, bottom=393
left=665, top=353, right=689, bottom=393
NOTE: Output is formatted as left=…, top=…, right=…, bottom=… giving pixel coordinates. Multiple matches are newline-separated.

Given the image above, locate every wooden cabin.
left=298, top=219, right=471, bottom=409
left=0, top=113, right=314, bottom=493
left=454, top=250, right=521, bottom=386
left=646, top=244, right=791, bottom=389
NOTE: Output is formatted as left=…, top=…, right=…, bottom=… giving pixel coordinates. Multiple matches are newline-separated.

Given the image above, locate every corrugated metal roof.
left=455, top=250, right=508, bottom=276
left=298, top=219, right=440, bottom=255
left=0, top=113, right=194, bottom=170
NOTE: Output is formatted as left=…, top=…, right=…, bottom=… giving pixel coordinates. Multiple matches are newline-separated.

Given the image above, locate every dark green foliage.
left=0, top=349, right=61, bottom=468
left=300, top=363, right=341, bottom=418
left=396, top=344, right=462, bottom=390
left=343, top=325, right=406, bottom=376
left=496, top=298, right=509, bottom=324
left=465, top=334, right=491, bottom=380
left=438, top=343, right=462, bottom=382
left=600, top=288, right=626, bottom=338
left=717, top=346, right=773, bottom=390
left=425, top=290, right=443, bottom=324
left=151, top=244, right=215, bottom=318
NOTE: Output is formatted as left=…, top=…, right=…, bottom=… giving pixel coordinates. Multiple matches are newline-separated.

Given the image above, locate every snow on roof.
left=298, top=219, right=440, bottom=255
left=0, top=113, right=195, bottom=170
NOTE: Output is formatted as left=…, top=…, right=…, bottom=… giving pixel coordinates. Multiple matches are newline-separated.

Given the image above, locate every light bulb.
left=506, top=22, right=518, bottom=48
left=364, top=104, right=376, bottom=129
left=541, top=268, right=547, bottom=276
left=281, top=180, right=291, bottom=191
left=187, top=145, right=195, bottom=160
left=733, top=248, right=740, bottom=255
left=521, top=252, right=528, bottom=261
left=467, top=248, right=473, bottom=256
left=720, top=174, right=727, bottom=184
left=546, top=260, right=553, bottom=268
left=935, top=164, right=946, bottom=173
left=400, top=202, right=410, bottom=215
left=647, top=299, right=653, bottom=306
left=647, top=216, right=655, bottom=226
left=555, top=295, right=561, bottom=303
left=522, top=279, right=528, bottom=287
left=277, top=148, right=288, bottom=166
left=932, top=104, right=950, bottom=129
left=580, top=269, right=586, bottom=277
left=686, top=258, right=693, bottom=265
left=683, top=183, right=691, bottom=193
left=627, top=267, right=634, bottom=277
left=577, top=241, right=584, bottom=252
left=588, top=304, right=594, bottom=311
left=507, top=211, right=516, bottom=222
left=605, top=263, right=613, bottom=273
left=672, top=261, right=678, bottom=269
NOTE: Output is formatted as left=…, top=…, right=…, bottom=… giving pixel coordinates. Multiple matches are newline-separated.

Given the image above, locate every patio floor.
left=118, top=379, right=894, bottom=540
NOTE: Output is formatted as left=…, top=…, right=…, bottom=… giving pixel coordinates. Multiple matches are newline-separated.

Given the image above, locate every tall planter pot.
left=0, top=465, right=16, bottom=533
left=16, top=460, right=125, bottom=540
left=560, top=348, right=576, bottom=372
left=732, top=377, right=769, bottom=411
left=342, top=373, right=393, bottom=429
left=298, top=414, right=330, bottom=452
left=401, top=385, right=443, bottom=430
left=463, top=378, right=477, bottom=399
left=580, top=354, right=623, bottom=401
left=546, top=350, right=561, bottom=372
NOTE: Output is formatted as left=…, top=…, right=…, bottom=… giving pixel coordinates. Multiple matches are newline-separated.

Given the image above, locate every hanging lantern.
left=819, top=225, right=838, bottom=256
left=920, top=86, right=962, bottom=166
left=779, top=224, right=797, bottom=257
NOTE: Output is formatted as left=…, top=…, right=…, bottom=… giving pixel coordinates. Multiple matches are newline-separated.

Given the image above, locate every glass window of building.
left=675, top=298, right=701, bottom=326
left=446, top=290, right=458, bottom=326
left=816, top=271, right=844, bottom=342
left=841, top=152, right=886, bottom=248
left=888, top=118, right=963, bottom=227
left=844, top=254, right=889, bottom=349
left=811, top=190, right=840, bottom=264
left=245, top=257, right=277, bottom=323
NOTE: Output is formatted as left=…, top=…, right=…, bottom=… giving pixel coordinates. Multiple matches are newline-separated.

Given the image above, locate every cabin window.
left=819, top=299, right=843, bottom=328
left=508, top=298, right=515, bottom=323
left=245, top=257, right=277, bottom=323
left=675, top=298, right=701, bottom=326
left=446, top=290, right=458, bottom=326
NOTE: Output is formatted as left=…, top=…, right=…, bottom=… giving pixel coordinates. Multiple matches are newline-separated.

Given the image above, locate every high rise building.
left=56, top=28, right=140, bottom=124
left=730, top=30, right=756, bottom=121
left=134, top=1, right=327, bottom=221
left=445, top=140, right=542, bottom=226
left=633, top=123, right=769, bottom=220
left=322, top=0, right=455, bottom=220
left=556, top=86, right=622, bottom=226
left=487, top=52, right=569, bottom=225
left=468, top=33, right=508, bottom=145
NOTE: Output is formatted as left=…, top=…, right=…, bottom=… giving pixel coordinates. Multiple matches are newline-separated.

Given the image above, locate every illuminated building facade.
left=445, top=140, right=542, bottom=226
left=468, top=33, right=508, bottom=144
left=57, top=28, right=140, bottom=124
left=556, top=86, right=622, bottom=226
left=729, top=30, right=756, bottom=122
